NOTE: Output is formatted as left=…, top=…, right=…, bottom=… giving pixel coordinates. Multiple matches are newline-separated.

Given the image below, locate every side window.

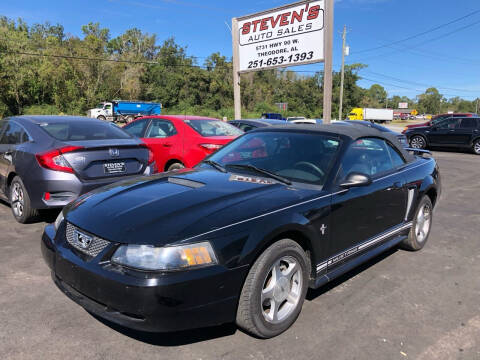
left=437, top=117, right=458, bottom=129
left=386, top=143, right=405, bottom=168
left=457, top=118, right=477, bottom=129
left=123, top=119, right=149, bottom=138
left=145, top=119, right=177, bottom=138
left=340, top=138, right=395, bottom=178
left=238, top=123, right=256, bottom=132
left=0, top=121, right=25, bottom=145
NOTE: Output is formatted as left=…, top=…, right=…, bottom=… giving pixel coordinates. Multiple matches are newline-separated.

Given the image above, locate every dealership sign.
left=236, top=0, right=325, bottom=72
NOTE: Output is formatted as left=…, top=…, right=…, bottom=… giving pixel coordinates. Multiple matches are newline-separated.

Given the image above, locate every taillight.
left=200, top=144, right=223, bottom=151
left=36, top=146, right=83, bottom=173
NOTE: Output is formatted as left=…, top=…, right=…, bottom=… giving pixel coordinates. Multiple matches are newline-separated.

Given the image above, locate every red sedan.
left=123, top=115, right=243, bottom=172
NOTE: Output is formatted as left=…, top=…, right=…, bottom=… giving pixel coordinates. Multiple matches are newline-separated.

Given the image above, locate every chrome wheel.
left=11, top=182, right=25, bottom=218
left=474, top=141, right=480, bottom=154
left=410, top=136, right=426, bottom=149
left=415, top=203, right=431, bottom=243
left=261, top=256, right=303, bottom=324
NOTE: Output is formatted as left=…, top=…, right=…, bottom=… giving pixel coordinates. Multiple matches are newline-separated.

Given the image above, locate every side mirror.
left=340, top=172, right=372, bottom=188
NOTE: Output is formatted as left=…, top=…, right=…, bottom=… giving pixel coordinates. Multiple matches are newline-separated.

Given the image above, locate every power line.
left=360, top=77, right=478, bottom=99
left=362, top=70, right=480, bottom=93
left=354, top=9, right=480, bottom=54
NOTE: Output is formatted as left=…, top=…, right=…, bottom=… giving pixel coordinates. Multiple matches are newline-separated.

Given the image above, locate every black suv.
left=405, top=116, right=480, bottom=155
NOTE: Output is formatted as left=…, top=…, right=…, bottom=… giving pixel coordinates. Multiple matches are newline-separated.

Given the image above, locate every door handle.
left=162, top=143, right=172, bottom=147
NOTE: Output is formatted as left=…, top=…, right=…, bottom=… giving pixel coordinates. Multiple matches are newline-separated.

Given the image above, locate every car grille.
left=66, top=223, right=110, bottom=258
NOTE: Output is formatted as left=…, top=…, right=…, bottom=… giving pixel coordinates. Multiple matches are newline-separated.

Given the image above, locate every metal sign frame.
left=232, top=0, right=333, bottom=123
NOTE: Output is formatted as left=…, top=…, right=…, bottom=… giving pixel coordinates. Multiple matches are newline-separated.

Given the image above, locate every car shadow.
left=306, top=247, right=398, bottom=301
left=0, top=198, right=59, bottom=224
left=89, top=313, right=238, bottom=346
left=430, top=147, right=473, bottom=155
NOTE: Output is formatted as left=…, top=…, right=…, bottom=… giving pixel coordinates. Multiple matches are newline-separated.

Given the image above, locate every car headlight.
left=111, top=242, right=218, bottom=271
left=54, top=211, right=64, bottom=231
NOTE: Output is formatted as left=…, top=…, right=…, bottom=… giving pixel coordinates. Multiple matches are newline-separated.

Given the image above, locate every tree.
left=417, top=88, right=444, bottom=114
left=367, top=84, right=388, bottom=108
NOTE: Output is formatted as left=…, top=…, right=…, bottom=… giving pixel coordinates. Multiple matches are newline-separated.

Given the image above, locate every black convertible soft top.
left=252, top=123, right=416, bottom=162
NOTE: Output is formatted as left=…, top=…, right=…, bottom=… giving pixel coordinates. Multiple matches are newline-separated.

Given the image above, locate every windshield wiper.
left=226, top=164, right=292, bottom=185
left=202, top=160, right=227, bottom=173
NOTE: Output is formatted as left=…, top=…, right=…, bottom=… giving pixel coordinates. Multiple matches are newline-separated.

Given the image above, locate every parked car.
left=336, top=120, right=408, bottom=147
left=0, top=116, right=156, bottom=223
left=42, top=124, right=441, bottom=338
left=286, top=116, right=307, bottom=122
left=122, top=115, right=243, bottom=172
left=261, top=113, right=285, bottom=120
left=230, top=119, right=286, bottom=132
left=402, top=113, right=477, bottom=133
left=405, top=116, right=480, bottom=154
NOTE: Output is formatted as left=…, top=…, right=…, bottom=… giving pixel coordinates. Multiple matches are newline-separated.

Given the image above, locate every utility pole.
left=476, top=98, right=479, bottom=114
left=338, top=25, right=347, bottom=121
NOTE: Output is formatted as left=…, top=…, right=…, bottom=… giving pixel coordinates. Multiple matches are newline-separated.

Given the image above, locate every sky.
left=1, top=0, right=480, bottom=100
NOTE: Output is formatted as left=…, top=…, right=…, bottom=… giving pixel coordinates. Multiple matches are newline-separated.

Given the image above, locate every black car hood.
left=65, top=168, right=309, bottom=245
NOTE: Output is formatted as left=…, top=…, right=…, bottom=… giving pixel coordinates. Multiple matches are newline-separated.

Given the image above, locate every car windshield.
left=39, top=121, right=132, bottom=141
left=203, top=131, right=341, bottom=185
left=185, top=119, right=243, bottom=137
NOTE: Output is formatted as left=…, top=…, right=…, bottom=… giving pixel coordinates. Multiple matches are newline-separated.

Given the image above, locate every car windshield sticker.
left=229, top=174, right=275, bottom=185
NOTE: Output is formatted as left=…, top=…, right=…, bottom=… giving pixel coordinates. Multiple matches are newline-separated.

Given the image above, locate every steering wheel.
left=294, top=161, right=325, bottom=179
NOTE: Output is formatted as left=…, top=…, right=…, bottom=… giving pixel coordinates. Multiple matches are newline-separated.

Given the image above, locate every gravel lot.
left=0, top=150, right=479, bottom=360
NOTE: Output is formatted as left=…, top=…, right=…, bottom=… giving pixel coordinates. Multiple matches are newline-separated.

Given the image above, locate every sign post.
left=232, top=18, right=242, bottom=120
left=232, top=0, right=333, bottom=122
left=322, top=0, right=333, bottom=123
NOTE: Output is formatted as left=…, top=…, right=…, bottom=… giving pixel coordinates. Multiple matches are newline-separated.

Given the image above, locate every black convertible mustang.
left=42, top=125, right=441, bottom=338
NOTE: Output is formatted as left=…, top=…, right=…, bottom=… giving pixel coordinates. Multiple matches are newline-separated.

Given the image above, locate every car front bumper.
left=41, top=224, right=248, bottom=332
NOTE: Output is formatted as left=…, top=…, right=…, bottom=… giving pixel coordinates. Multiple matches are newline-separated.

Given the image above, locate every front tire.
left=236, top=239, right=309, bottom=338
left=9, top=176, right=38, bottom=224
left=97, top=116, right=106, bottom=121
left=401, top=196, right=433, bottom=251
left=410, top=135, right=427, bottom=149
left=473, top=139, right=480, bottom=155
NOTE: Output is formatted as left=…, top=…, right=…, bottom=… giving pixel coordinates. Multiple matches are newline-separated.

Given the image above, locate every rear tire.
left=167, top=162, right=185, bottom=172
left=400, top=196, right=433, bottom=251
left=410, top=135, right=427, bottom=149
left=473, top=139, right=480, bottom=155
left=125, top=115, right=135, bottom=124
left=236, top=239, right=309, bottom=338
left=9, top=176, right=38, bottom=224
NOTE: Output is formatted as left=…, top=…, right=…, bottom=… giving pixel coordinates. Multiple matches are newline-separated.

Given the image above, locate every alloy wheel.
left=410, top=136, right=426, bottom=149
left=11, top=183, right=24, bottom=218
left=415, top=203, right=432, bottom=243
left=261, top=256, right=303, bottom=324
left=474, top=141, right=480, bottom=154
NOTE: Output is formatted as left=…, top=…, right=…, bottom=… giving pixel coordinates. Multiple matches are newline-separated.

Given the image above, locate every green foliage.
left=0, top=17, right=476, bottom=119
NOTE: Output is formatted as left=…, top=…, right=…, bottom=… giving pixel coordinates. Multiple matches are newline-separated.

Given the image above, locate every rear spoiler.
left=404, top=148, right=432, bottom=157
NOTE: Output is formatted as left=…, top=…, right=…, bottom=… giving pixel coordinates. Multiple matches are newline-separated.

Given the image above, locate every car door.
left=449, top=117, right=478, bottom=146
left=427, top=117, right=459, bottom=145
left=142, top=119, right=181, bottom=172
left=328, top=138, right=407, bottom=266
left=0, top=120, right=8, bottom=191
left=0, top=121, right=27, bottom=192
